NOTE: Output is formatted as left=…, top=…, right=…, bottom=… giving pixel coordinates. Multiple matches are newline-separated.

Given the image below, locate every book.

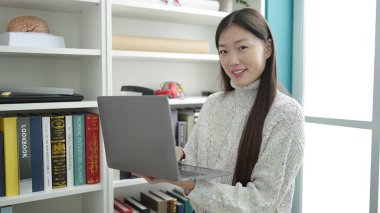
left=0, top=116, right=20, bottom=196
left=0, top=32, right=65, bottom=48
left=17, top=115, right=32, bottom=194
left=178, top=109, right=195, bottom=141
left=42, top=115, right=52, bottom=191
left=0, top=92, right=84, bottom=104
left=65, top=114, right=74, bottom=187
left=0, top=86, right=74, bottom=95
left=114, top=198, right=133, bottom=213
left=0, top=131, right=4, bottom=197
left=85, top=113, right=100, bottom=184
left=30, top=115, right=44, bottom=192
left=0, top=206, right=12, bottom=213
left=175, top=201, right=184, bottom=213
left=140, top=192, right=167, bottom=213
left=124, top=197, right=150, bottom=213
left=165, top=190, right=192, bottom=213
left=73, top=113, right=86, bottom=185
left=170, top=109, right=178, bottom=137
left=150, top=190, right=177, bottom=213
left=50, top=115, right=67, bottom=189
left=176, top=121, right=187, bottom=148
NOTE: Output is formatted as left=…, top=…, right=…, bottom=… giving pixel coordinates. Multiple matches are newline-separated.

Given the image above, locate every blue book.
left=0, top=131, right=4, bottom=197
left=30, top=115, right=44, bottom=192
left=176, top=200, right=185, bottom=213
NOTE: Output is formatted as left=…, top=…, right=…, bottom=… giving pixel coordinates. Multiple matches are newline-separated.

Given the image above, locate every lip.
left=230, top=68, right=247, bottom=76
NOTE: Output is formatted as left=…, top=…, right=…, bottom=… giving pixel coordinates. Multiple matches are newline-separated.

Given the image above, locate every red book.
left=114, top=198, right=133, bottom=213
left=85, top=113, right=100, bottom=184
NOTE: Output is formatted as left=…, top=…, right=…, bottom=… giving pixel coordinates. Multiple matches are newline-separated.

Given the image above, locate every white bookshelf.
left=107, top=1, right=224, bottom=212
left=0, top=0, right=264, bottom=212
left=0, top=0, right=106, bottom=212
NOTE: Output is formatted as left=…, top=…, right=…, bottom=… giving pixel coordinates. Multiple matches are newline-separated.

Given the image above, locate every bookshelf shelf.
left=0, top=0, right=100, bottom=13
left=113, top=178, right=147, bottom=189
left=169, top=96, right=207, bottom=106
left=0, top=184, right=102, bottom=206
left=0, top=46, right=101, bottom=58
left=112, top=0, right=228, bottom=26
left=0, top=101, right=98, bottom=112
left=113, top=50, right=219, bottom=63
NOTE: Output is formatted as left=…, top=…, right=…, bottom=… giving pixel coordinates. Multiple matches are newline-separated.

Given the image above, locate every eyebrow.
left=218, top=38, right=249, bottom=48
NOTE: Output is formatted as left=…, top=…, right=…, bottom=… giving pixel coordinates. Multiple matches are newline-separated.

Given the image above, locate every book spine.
left=0, top=131, right=4, bottom=197
left=50, top=115, right=67, bottom=189
left=85, top=113, right=100, bottom=184
left=73, top=114, right=86, bottom=185
left=177, top=121, right=187, bottom=148
left=0, top=117, right=20, bottom=196
left=30, top=115, right=44, bottom=192
left=114, top=198, right=133, bottom=213
left=17, top=116, right=32, bottom=194
left=42, top=116, right=52, bottom=191
left=0, top=206, right=13, bottom=213
left=65, top=115, right=74, bottom=187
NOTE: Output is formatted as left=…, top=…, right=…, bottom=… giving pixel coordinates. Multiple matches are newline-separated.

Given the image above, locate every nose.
left=228, top=52, right=239, bottom=66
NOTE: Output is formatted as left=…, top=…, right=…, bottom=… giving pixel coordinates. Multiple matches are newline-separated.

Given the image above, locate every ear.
left=264, top=39, right=273, bottom=59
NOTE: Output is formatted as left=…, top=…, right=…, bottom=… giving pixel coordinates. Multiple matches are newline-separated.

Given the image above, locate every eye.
left=219, top=49, right=227, bottom=55
left=238, top=45, right=248, bottom=51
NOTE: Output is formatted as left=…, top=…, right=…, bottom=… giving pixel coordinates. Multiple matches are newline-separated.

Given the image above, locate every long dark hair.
left=215, top=8, right=277, bottom=186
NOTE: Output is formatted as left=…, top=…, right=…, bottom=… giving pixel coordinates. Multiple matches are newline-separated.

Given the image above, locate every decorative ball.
left=7, top=16, right=49, bottom=33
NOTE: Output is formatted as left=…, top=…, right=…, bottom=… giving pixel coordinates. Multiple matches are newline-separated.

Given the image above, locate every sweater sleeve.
left=186, top=104, right=305, bottom=213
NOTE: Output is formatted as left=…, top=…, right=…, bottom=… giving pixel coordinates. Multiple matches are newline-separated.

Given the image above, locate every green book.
left=73, top=113, right=86, bottom=185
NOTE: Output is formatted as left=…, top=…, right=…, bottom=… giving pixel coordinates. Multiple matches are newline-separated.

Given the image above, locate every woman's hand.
left=133, top=173, right=196, bottom=195
left=175, top=146, right=185, bottom=161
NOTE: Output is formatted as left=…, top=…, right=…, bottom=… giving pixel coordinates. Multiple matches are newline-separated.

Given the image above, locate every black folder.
left=0, top=92, right=84, bottom=104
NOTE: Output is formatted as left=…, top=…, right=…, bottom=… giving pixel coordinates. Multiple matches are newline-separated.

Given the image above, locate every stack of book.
left=0, top=86, right=83, bottom=104
left=114, top=188, right=193, bottom=213
left=0, top=112, right=100, bottom=197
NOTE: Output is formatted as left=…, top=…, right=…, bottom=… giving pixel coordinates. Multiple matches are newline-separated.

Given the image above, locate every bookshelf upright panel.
left=0, top=0, right=107, bottom=212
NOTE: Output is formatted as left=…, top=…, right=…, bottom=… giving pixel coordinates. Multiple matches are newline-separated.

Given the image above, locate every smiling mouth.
left=232, top=68, right=247, bottom=74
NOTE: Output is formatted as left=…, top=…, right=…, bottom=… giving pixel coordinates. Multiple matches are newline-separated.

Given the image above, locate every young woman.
left=140, top=8, right=304, bottom=213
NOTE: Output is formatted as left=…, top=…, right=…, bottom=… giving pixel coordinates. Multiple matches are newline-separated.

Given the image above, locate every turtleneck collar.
left=229, top=79, right=260, bottom=105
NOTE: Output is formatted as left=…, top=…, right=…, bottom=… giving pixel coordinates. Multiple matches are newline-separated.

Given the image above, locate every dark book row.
left=170, top=108, right=201, bottom=149
left=114, top=188, right=194, bottom=213
left=0, top=112, right=100, bottom=197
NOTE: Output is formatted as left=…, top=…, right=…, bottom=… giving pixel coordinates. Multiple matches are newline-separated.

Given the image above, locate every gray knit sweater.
left=183, top=80, right=305, bottom=213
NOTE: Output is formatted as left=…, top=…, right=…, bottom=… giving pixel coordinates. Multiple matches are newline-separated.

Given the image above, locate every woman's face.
left=218, top=25, right=271, bottom=87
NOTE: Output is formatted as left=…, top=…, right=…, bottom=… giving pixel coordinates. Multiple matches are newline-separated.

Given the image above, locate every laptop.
left=97, top=95, right=232, bottom=181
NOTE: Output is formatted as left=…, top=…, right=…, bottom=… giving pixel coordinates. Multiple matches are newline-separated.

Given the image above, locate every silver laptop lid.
left=97, top=95, right=180, bottom=180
